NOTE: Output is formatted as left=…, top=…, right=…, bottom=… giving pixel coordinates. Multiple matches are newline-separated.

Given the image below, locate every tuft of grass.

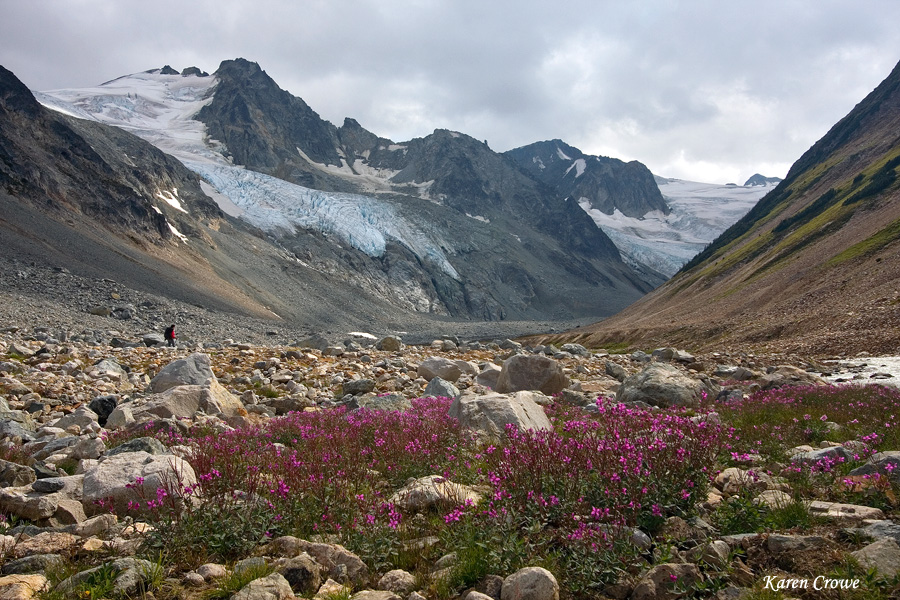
left=203, top=562, right=276, bottom=600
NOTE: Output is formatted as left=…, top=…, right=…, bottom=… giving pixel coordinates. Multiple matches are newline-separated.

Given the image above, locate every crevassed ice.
left=186, top=161, right=460, bottom=280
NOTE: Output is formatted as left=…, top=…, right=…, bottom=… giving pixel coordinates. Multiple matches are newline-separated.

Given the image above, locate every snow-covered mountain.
left=36, top=70, right=459, bottom=277
left=580, top=177, right=773, bottom=277
left=32, top=61, right=653, bottom=321
left=503, top=139, right=774, bottom=277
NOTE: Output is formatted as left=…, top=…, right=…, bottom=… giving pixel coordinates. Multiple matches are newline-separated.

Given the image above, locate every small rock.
left=278, top=553, right=322, bottom=595
left=231, top=572, right=294, bottom=600
left=852, top=538, right=900, bottom=579
left=197, top=563, right=227, bottom=581
left=0, top=574, right=48, bottom=600
left=501, top=567, right=559, bottom=600
left=377, top=569, right=416, bottom=595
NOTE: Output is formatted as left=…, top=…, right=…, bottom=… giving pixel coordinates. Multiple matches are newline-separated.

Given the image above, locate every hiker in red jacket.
left=164, top=324, right=176, bottom=347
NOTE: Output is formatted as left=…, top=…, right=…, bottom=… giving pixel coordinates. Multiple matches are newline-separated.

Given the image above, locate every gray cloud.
left=1, top=0, right=899, bottom=183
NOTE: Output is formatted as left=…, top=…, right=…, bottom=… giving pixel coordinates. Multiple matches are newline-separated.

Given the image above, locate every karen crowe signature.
left=763, top=575, right=861, bottom=591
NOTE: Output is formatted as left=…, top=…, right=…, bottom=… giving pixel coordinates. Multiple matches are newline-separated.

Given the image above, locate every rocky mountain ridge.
left=504, top=139, right=669, bottom=219
left=27, top=60, right=658, bottom=324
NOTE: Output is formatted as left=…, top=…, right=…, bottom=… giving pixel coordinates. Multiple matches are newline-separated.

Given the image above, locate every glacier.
left=579, top=178, right=772, bottom=277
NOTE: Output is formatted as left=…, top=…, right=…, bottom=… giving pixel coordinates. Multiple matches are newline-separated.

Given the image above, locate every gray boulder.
left=350, top=394, right=412, bottom=412
left=277, top=553, right=321, bottom=595
left=791, top=446, right=853, bottom=466
left=0, top=459, right=37, bottom=488
left=631, top=563, right=701, bottom=600
left=142, top=333, right=165, bottom=347
left=342, top=379, right=376, bottom=395
left=298, top=541, right=369, bottom=586
left=376, top=569, right=417, bottom=595
left=417, top=357, right=462, bottom=382
left=761, top=366, right=827, bottom=390
left=475, top=363, right=502, bottom=388
left=494, top=355, right=568, bottom=395
left=106, top=437, right=169, bottom=457
left=149, top=353, right=216, bottom=393
left=423, top=377, right=460, bottom=400
left=376, top=336, right=402, bottom=352
left=849, top=451, right=900, bottom=483
left=296, top=335, right=331, bottom=351
left=449, top=391, right=551, bottom=438
left=852, top=538, right=900, bottom=579
left=89, top=359, right=129, bottom=382
left=560, top=343, right=589, bottom=357
left=617, top=362, right=709, bottom=408
left=53, top=406, right=99, bottom=430
left=605, top=360, right=627, bottom=382
left=58, top=558, right=157, bottom=597
left=135, top=380, right=244, bottom=419
left=389, top=475, right=482, bottom=512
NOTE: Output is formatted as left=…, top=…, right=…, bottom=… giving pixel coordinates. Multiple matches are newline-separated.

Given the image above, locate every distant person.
left=164, top=324, right=176, bottom=347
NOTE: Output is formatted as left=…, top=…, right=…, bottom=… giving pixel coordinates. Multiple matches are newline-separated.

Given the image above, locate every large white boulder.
left=449, top=391, right=551, bottom=438
left=149, top=353, right=217, bottom=393
left=82, top=451, right=197, bottom=516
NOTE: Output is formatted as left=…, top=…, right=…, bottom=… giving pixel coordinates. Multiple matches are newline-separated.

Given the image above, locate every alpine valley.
left=1, top=58, right=773, bottom=340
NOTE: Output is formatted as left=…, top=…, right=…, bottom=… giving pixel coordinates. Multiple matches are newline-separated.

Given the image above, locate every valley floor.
left=0, top=257, right=597, bottom=348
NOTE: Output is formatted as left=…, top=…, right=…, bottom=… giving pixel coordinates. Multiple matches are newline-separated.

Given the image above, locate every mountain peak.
left=744, top=173, right=783, bottom=187
left=504, top=140, right=669, bottom=219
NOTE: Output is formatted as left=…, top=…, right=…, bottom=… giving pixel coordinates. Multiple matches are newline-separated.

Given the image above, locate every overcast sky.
left=2, top=1, right=899, bottom=184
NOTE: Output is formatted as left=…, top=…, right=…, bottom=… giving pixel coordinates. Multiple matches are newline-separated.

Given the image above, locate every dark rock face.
left=0, top=65, right=220, bottom=240
left=180, top=66, right=209, bottom=77
left=196, top=58, right=345, bottom=187
left=504, top=139, right=670, bottom=219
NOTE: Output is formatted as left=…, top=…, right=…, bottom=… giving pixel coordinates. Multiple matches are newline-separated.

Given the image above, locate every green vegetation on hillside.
left=826, top=216, right=900, bottom=267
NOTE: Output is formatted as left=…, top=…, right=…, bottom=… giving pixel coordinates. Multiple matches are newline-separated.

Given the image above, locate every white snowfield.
left=35, top=69, right=770, bottom=282
left=579, top=178, right=771, bottom=277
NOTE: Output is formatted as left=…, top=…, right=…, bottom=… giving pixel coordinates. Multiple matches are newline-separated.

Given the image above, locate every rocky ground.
left=0, top=257, right=596, bottom=349
left=3, top=320, right=900, bottom=599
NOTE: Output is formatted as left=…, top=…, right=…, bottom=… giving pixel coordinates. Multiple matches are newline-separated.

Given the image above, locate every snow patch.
left=556, top=147, right=572, bottom=161
left=565, top=158, right=586, bottom=178
left=465, top=213, right=490, bottom=224
left=167, top=221, right=188, bottom=243
left=156, top=188, right=187, bottom=213
left=532, top=156, right=546, bottom=170
left=199, top=180, right=243, bottom=217
left=348, top=331, right=377, bottom=340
